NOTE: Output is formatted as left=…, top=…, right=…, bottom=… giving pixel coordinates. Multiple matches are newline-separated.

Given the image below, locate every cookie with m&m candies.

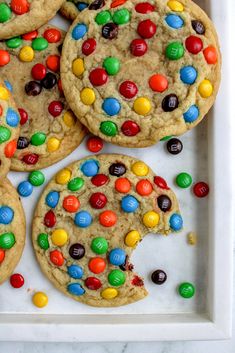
left=0, top=0, right=65, bottom=40
left=61, top=0, right=221, bottom=148
left=32, top=154, right=182, bottom=307
left=0, top=178, right=25, bottom=284
left=0, top=25, right=86, bottom=172
left=0, top=79, right=20, bottom=179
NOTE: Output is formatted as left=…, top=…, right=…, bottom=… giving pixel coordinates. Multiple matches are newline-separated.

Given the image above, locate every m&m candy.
left=32, top=292, right=48, bottom=308
left=178, top=282, right=195, bottom=298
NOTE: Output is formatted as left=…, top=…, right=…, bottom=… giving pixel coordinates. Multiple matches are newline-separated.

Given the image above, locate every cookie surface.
left=0, top=0, right=64, bottom=40
left=0, top=25, right=86, bottom=171
left=0, top=79, right=20, bottom=179
left=61, top=0, right=221, bottom=148
left=32, top=154, right=182, bottom=307
left=0, top=178, right=26, bottom=284
left=60, top=0, right=91, bottom=21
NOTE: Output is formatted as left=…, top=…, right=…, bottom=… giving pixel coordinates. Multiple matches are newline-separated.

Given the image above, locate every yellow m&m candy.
left=143, top=211, right=160, bottom=228
left=72, top=58, right=85, bottom=77
left=131, top=161, right=149, bottom=176
left=47, top=137, right=60, bottom=152
left=51, top=229, right=68, bottom=246
left=0, top=86, right=9, bottom=100
left=56, top=168, right=71, bottom=184
left=19, top=46, right=34, bottom=62
left=32, top=292, right=48, bottom=308
left=125, top=230, right=141, bottom=247
left=80, top=88, right=96, bottom=105
left=133, top=97, right=151, bottom=116
left=63, top=111, right=76, bottom=127
left=167, top=0, right=184, bottom=12
left=101, top=288, right=118, bottom=299
left=198, top=79, right=213, bottom=98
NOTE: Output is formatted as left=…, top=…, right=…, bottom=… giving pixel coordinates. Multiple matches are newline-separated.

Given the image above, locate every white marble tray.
left=0, top=0, right=233, bottom=342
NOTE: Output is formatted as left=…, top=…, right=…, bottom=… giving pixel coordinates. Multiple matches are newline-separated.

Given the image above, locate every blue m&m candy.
left=67, top=283, right=85, bottom=296
left=75, top=210, right=93, bottom=227
left=102, top=98, right=121, bottom=116
left=17, top=181, right=33, bottom=197
left=180, top=66, right=198, bottom=85
left=169, top=213, right=183, bottom=231
left=183, top=105, right=199, bottom=123
left=4, top=80, right=13, bottom=92
left=165, top=14, right=184, bottom=29
left=6, top=108, right=19, bottom=127
left=0, top=206, right=14, bottom=224
left=77, top=2, right=88, bottom=11
left=121, top=195, right=139, bottom=213
left=67, top=265, right=84, bottom=279
left=45, top=191, right=60, bottom=208
left=81, top=160, right=99, bottom=177
left=109, top=248, right=126, bottom=266
left=72, top=24, right=87, bottom=40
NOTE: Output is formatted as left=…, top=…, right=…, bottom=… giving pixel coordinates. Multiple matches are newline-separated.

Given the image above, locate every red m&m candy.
left=63, top=195, right=80, bottom=212
left=135, top=2, right=155, bottom=14
left=137, top=19, right=157, bottom=39
left=22, top=153, right=39, bottom=165
left=0, top=249, right=5, bottom=264
left=31, top=63, right=46, bottom=80
left=11, top=0, right=30, bottom=15
left=43, top=28, right=61, bottom=43
left=44, top=210, right=56, bottom=228
left=130, top=39, right=148, bottom=56
left=121, top=120, right=140, bottom=136
left=46, top=55, right=60, bottom=72
left=89, top=68, right=108, bottom=86
left=0, top=50, right=10, bottom=67
left=85, top=277, right=102, bottom=290
left=18, top=108, right=28, bottom=125
left=154, top=176, right=170, bottom=190
left=10, top=273, right=25, bottom=288
left=82, top=38, right=97, bottom=56
left=22, top=30, right=38, bottom=41
left=86, top=136, right=103, bottom=153
left=119, top=81, right=138, bottom=99
left=91, top=174, right=109, bottom=187
left=89, top=192, right=107, bottom=209
left=48, top=101, right=64, bottom=117
left=185, top=36, right=203, bottom=54
left=193, top=182, right=209, bottom=198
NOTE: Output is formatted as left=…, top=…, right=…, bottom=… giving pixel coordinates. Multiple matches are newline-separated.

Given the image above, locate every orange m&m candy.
left=203, top=46, right=218, bottom=64
left=89, top=257, right=106, bottom=274
left=136, top=179, right=153, bottom=196
left=11, top=0, right=30, bottom=15
left=0, top=105, right=3, bottom=116
left=111, top=0, right=127, bottom=8
left=46, top=55, right=60, bottom=72
left=115, top=178, right=131, bottom=193
left=149, top=74, right=168, bottom=92
left=44, top=28, right=61, bottom=43
left=22, top=30, right=38, bottom=41
left=0, top=249, right=5, bottom=264
left=63, top=195, right=80, bottom=213
left=0, top=50, right=10, bottom=67
left=4, top=139, right=17, bottom=158
left=50, top=250, right=64, bottom=266
left=99, top=210, right=117, bottom=227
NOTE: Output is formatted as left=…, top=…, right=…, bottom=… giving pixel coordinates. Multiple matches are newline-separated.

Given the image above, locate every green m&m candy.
left=108, top=269, right=126, bottom=286
left=0, top=126, right=11, bottom=144
left=178, top=282, right=195, bottom=298
left=0, top=3, right=12, bottom=23
left=37, top=233, right=49, bottom=250
left=6, top=37, right=23, bottom=49
left=113, top=9, right=131, bottom=25
left=100, top=121, right=118, bottom=137
left=68, top=177, right=84, bottom=191
left=176, top=172, right=192, bottom=188
left=91, top=237, right=108, bottom=254
left=28, top=171, right=45, bottom=186
left=95, top=11, right=112, bottom=25
left=103, top=57, right=120, bottom=75
left=166, top=42, right=184, bottom=60
left=160, top=135, right=173, bottom=141
left=0, top=232, right=15, bottom=249
left=31, top=132, right=46, bottom=146
left=32, top=38, right=48, bottom=51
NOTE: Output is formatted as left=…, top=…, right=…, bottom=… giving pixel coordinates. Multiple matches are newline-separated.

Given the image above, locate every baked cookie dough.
left=0, top=25, right=86, bottom=171
left=61, top=0, right=221, bottom=148
left=60, top=0, right=91, bottom=21
left=32, top=154, right=183, bottom=307
left=0, top=79, right=20, bottom=180
left=0, top=0, right=65, bottom=40
left=0, top=178, right=26, bottom=284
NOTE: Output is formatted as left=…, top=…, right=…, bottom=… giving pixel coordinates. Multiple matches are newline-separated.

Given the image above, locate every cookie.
left=61, top=0, right=221, bottom=148
left=0, top=79, right=20, bottom=179
left=0, top=178, right=26, bottom=284
left=60, top=0, right=91, bottom=21
left=0, top=0, right=65, bottom=40
left=0, top=25, right=86, bottom=171
left=32, top=154, right=182, bottom=307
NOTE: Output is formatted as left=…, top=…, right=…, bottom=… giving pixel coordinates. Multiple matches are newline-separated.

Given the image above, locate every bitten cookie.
left=61, top=0, right=221, bottom=148
left=0, top=178, right=26, bottom=284
left=0, top=79, right=20, bottom=180
left=32, top=154, right=183, bottom=307
left=0, top=0, right=65, bottom=40
left=0, top=25, right=86, bottom=172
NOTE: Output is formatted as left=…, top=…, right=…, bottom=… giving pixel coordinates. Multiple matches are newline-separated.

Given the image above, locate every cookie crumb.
left=187, top=232, right=197, bottom=245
